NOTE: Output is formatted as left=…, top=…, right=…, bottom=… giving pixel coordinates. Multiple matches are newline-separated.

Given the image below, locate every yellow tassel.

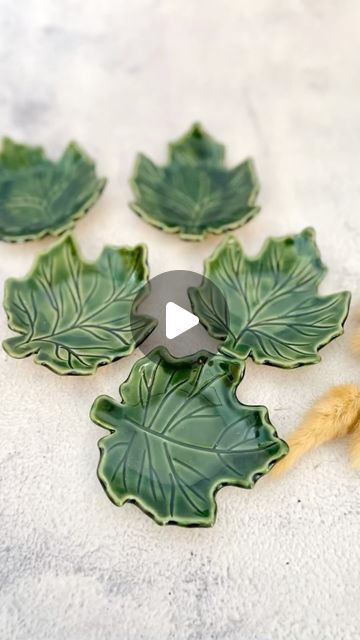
left=350, top=427, right=360, bottom=469
left=352, top=327, right=360, bottom=355
left=272, top=385, right=360, bottom=476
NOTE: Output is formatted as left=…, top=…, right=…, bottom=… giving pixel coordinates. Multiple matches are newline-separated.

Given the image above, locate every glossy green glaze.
left=2, top=235, right=155, bottom=375
left=130, top=123, right=259, bottom=241
left=189, top=228, right=351, bottom=368
left=0, top=138, right=106, bottom=242
left=90, top=347, right=287, bottom=526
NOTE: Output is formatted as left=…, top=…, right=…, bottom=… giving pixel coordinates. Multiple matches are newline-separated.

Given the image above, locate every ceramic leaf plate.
left=189, top=228, right=351, bottom=368
left=0, top=138, right=106, bottom=242
left=2, top=235, right=156, bottom=375
left=130, top=123, right=259, bottom=241
left=90, top=347, right=287, bottom=526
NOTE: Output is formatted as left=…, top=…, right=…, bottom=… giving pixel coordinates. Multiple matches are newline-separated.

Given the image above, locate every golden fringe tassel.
left=272, top=385, right=360, bottom=476
left=352, top=327, right=360, bottom=355
left=350, top=428, right=360, bottom=469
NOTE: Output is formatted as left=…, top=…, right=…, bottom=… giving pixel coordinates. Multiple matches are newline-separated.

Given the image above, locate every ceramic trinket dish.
left=2, top=235, right=156, bottom=374
left=0, top=138, right=106, bottom=242
left=90, top=347, right=288, bottom=526
left=130, top=123, right=259, bottom=240
left=189, top=228, right=351, bottom=368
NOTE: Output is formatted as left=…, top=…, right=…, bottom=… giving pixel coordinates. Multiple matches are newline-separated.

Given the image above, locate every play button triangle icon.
left=130, top=269, right=228, bottom=360
left=165, top=302, right=199, bottom=340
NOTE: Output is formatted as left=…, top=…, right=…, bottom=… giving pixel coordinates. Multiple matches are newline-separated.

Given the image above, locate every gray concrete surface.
left=0, top=1, right=360, bottom=638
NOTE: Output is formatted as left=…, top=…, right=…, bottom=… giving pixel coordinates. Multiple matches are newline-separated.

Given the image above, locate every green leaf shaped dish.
left=130, top=123, right=259, bottom=241
left=90, top=347, right=287, bottom=527
left=2, top=235, right=155, bottom=375
left=0, top=138, right=106, bottom=242
left=189, top=228, right=351, bottom=368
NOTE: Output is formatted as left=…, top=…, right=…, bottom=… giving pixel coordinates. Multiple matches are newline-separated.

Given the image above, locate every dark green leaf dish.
left=130, top=123, right=259, bottom=241
left=90, top=347, right=287, bottom=526
left=189, top=228, right=351, bottom=368
left=2, top=235, right=155, bottom=375
left=0, top=138, right=106, bottom=242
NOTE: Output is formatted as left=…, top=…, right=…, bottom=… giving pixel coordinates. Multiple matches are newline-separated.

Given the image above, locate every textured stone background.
left=1, top=1, right=360, bottom=639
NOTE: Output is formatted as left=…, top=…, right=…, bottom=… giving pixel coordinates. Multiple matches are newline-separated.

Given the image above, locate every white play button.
left=166, top=302, right=199, bottom=340
left=130, top=269, right=227, bottom=360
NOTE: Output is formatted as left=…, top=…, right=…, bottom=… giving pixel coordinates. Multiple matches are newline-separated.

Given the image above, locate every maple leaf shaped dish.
left=90, top=347, right=287, bottom=526
left=2, top=235, right=156, bottom=374
left=0, top=138, right=106, bottom=242
left=130, top=123, right=260, bottom=241
left=189, top=228, right=351, bottom=368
